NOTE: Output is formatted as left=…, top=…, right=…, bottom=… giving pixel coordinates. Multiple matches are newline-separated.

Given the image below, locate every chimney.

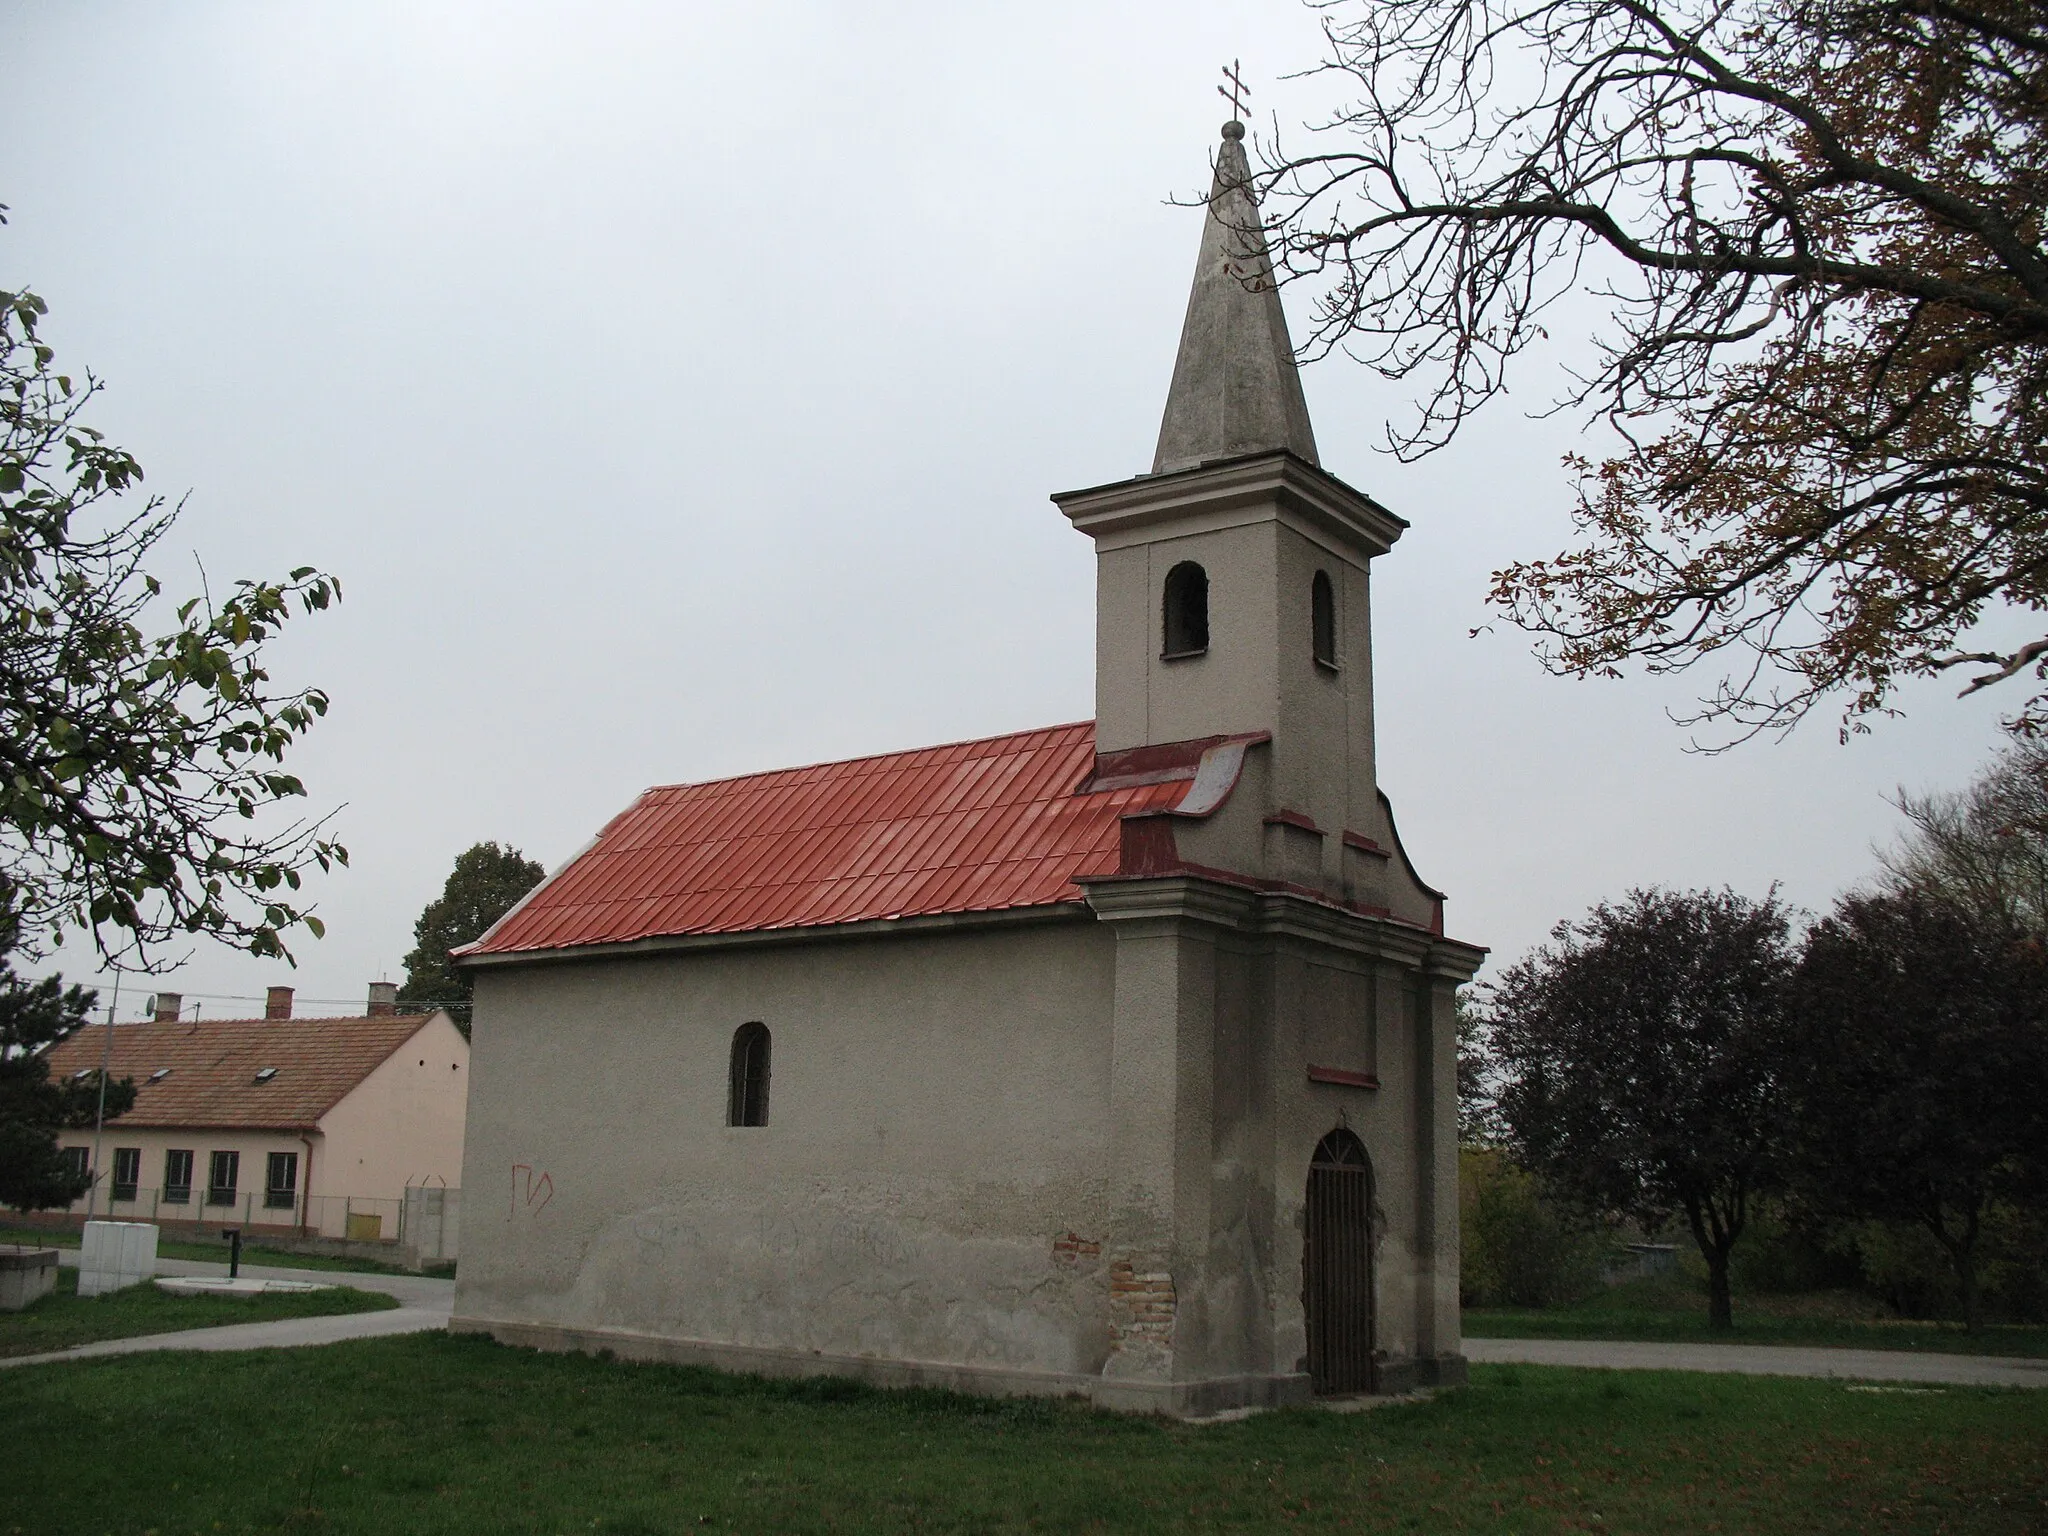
left=265, top=986, right=294, bottom=1020
left=366, top=981, right=399, bottom=1018
left=152, top=992, right=182, bottom=1024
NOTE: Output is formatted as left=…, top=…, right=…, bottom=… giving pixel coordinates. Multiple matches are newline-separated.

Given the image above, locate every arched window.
left=728, top=1023, right=771, bottom=1127
left=1162, top=561, right=1209, bottom=658
left=1311, top=570, right=1337, bottom=668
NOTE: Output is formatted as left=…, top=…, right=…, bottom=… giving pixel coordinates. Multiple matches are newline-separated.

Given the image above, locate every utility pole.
left=85, top=972, right=121, bottom=1220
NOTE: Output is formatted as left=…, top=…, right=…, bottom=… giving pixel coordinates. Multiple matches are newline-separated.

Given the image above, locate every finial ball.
left=1221, top=120, right=1245, bottom=141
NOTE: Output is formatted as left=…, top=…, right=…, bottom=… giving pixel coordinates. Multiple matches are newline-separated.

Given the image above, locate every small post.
left=224, top=1228, right=242, bottom=1279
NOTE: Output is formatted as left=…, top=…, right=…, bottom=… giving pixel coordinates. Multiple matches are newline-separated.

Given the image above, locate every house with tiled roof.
left=450, top=118, right=1485, bottom=1416
left=40, top=984, right=467, bottom=1243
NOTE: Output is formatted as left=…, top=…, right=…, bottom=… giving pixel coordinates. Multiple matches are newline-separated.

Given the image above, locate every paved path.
left=20, top=1254, right=2043, bottom=1390
left=4, top=1254, right=452, bottom=1371
left=1466, top=1335, right=2048, bottom=1388
left=51, top=1248, right=455, bottom=1309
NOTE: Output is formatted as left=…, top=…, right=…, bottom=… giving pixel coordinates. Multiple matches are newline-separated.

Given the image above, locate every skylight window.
left=148, top=1068, right=171, bottom=1083
left=70, top=1068, right=93, bottom=1081
left=253, top=1067, right=279, bottom=1083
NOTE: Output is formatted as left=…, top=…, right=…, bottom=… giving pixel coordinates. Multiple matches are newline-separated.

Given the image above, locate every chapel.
left=450, top=118, right=1485, bottom=1415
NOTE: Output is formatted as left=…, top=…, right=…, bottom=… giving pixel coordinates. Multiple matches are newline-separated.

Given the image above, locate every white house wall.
left=313, top=1013, right=470, bottom=1212
left=53, top=1125, right=319, bottom=1232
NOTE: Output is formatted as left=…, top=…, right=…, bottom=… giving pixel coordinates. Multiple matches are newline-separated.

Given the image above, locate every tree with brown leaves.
left=1256, top=0, right=2048, bottom=742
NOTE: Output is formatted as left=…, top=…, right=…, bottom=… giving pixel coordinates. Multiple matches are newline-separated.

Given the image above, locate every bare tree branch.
left=1250, top=0, right=2048, bottom=740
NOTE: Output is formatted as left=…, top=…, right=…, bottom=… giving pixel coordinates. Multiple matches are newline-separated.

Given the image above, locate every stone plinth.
left=78, top=1219, right=158, bottom=1297
left=0, top=1245, right=59, bottom=1310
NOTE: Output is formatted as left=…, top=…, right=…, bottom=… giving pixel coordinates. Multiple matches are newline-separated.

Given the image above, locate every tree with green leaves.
left=0, top=214, right=341, bottom=1205
left=1790, top=886, right=2048, bottom=1329
left=0, top=945, right=129, bottom=1210
left=1, top=221, right=344, bottom=965
left=399, top=843, right=547, bottom=1018
left=1487, top=888, right=1800, bottom=1329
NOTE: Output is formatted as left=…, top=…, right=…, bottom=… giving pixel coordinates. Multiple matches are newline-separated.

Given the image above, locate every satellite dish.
left=142, top=995, right=157, bottom=1018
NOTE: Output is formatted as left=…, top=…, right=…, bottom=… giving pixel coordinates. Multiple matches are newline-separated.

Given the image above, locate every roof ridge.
left=639, top=720, right=1096, bottom=798
left=56, top=1012, right=443, bottom=1034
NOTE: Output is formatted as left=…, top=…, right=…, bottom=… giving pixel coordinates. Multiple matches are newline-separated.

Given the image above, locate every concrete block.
left=0, top=1245, right=60, bottom=1310
left=78, top=1219, right=159, bottom=1297
left=402, top=1185, right=460, bottom=1265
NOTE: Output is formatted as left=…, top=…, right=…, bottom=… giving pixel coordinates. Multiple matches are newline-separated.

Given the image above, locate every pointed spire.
left=1153, top=121, right=1319, bottom=475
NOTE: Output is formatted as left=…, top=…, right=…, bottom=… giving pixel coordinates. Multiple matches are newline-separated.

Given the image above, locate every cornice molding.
left=1052, top=451, right=1406, bottom=561
left=1084, top=873, right=1481, bottom=974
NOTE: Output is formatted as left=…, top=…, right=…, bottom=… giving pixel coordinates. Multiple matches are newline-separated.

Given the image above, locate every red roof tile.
left=39, top=1013, right=448, bottom=1131
left=463, top=721, right=1201, bottom=955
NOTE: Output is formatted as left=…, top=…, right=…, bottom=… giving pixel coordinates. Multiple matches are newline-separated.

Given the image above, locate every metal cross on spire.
left=1217, top=59, right=1251, bottom=121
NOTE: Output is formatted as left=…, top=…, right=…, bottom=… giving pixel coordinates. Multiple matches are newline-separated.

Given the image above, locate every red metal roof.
left=463, top=721, right=1201, bottom=955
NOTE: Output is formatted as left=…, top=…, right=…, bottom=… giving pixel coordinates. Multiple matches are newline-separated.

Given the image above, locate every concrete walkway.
left=3, top=1253, right=452, bottom=1371
left=1466, top=1335, right=2048, bottom=1389
left=51, top=1247, right=455, bottom=1309
left=19, top=1252, right=2043, bottom=1391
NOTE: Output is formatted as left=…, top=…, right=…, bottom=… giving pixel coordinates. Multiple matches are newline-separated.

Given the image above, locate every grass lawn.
left=1464, top=1275, right=2048, bottom=1357
left=3, top=1333, right=2043, bottom=1534
left=0, top=1221, right=449, bottom=1276
left=0, top=1266, right=397, bottom=1359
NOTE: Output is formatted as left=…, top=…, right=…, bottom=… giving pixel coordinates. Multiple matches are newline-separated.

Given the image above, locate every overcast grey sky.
left=0, top=1, right=2023, bottom=1016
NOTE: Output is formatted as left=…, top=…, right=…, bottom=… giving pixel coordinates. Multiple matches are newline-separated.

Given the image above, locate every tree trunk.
left=1706, top=1246, right=1734, bottom=1332
left=1958, top=1244, right=1981, bottom=1333
left=1929, top=1204, right=1983, bottom=1333
left=1682, top=1195, right=1742, bottom=1332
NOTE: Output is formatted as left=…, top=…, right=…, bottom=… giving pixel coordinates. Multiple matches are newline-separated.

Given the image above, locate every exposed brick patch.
left=1052, top=1232, right=1102, bottom=1266
left=1108, top=1257, right=1176, bottom=1351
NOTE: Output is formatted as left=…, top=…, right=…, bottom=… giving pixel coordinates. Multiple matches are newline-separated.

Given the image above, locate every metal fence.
left=62, top=1185, right=406, bottom=1242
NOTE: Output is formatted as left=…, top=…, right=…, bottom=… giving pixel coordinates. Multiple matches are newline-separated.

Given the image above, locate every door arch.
left=1303, top=1127, right=1376, bottom=1394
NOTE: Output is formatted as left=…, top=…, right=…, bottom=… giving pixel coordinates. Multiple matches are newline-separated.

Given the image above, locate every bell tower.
left=1055, top=118, right=1422, bottom=921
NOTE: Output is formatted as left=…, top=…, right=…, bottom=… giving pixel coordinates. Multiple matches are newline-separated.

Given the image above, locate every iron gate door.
left=1303, top=1128, right=1376, bottom=1394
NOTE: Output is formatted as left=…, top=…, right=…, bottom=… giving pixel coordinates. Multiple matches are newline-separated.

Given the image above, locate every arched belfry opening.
left=1162, top=561, right=1209, bottom=658
left=728, top=1023, right=771, bottom=1127
left=1311, top=570, right=1337, bottom=668
left=1303, top=1127, right=1375, bottom=1394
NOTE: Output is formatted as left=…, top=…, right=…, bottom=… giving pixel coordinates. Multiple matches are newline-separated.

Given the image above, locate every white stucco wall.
left=454, top=892, right=1471, bottom=1414
left=455, top=917, right=1123, bottom=1380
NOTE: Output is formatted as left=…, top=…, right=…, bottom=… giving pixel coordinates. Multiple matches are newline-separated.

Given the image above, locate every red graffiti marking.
left=510, top=1163, right=554, bottom=1218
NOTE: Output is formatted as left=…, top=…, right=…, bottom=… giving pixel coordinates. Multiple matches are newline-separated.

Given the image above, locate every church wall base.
left=453, top=1315, right=1345, bottom=1418
left=1370, top=1352, right=1469, bottom=1395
